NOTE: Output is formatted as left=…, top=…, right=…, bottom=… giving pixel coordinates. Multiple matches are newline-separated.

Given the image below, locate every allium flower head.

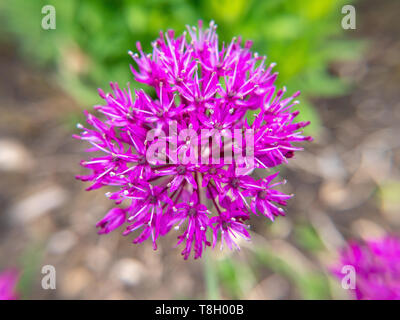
left=332, top=236, right=400, bottom=300
left=75, top=21, right=311, bottom=259
left=0, top=269, right=19, bottom=300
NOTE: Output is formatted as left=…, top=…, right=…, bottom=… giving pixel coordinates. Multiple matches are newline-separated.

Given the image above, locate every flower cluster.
left=332, top=236, right=400, bottom=300
left=0, top=269, right=19, bottom=300
left=75, top=21, right=311, bottom=259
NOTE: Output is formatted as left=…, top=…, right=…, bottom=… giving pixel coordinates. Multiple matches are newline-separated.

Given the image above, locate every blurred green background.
left=0, top=0, right=363, bottom=135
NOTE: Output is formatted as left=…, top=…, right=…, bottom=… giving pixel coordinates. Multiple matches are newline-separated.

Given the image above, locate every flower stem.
left=203, top=250, right=220, bottom=299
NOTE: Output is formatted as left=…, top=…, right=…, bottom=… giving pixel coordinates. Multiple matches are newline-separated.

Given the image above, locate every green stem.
left=203, top=250, right=220, bottom=299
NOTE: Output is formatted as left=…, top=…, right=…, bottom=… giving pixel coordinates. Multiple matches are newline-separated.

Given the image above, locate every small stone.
left=8, top=185, right=68, bottom=224
left=352, top=219, right=386, bottom=240
left=111, top=258, right=146, bottom=286
left=247, top=275, right=289, bottom=300
left=0, top=139, right=34, bottom=172
left=60, top=267, right=92, bottom=298
left=85, top=246, right=111, bottom=273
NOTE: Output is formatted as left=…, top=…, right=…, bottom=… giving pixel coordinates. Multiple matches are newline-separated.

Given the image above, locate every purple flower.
left=332, top=236, right=400, bottom=300
left=76, top=21, right=310, bottom=259
left=96, top=207, right=126, bottom=234
left=0, top=269, right=19, bottom=300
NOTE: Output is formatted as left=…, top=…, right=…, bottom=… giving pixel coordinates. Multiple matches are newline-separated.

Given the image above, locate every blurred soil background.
left=0, top=0, right=399, bottom=299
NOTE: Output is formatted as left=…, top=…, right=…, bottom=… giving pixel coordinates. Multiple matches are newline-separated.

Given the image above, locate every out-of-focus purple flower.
left=246, top=172, right=292, bottom=221
left=332, top=236, right=400, bottom=300
left=0, top=269, right=19, bottom=300
left=75, top=21, right=311, bottom=259
left=210, top=197, right=251, bottom=250
left=168, top=192, right=211, bottom=259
